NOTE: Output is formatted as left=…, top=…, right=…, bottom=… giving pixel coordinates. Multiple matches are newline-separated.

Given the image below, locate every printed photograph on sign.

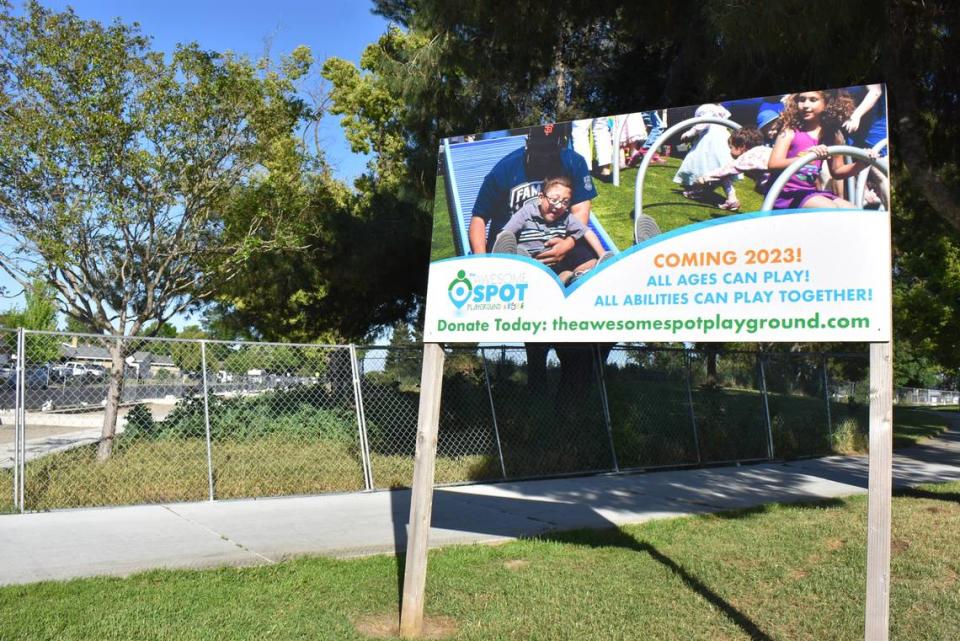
left=426, top=85, right=891, bottom=343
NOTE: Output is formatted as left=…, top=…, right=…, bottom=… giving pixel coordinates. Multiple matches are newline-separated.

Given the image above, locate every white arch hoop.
left=761, top=145, right=890, bottom=212
left=612, top=116, right=627, bottom=187
left=633, top=116, right=742, bottom=243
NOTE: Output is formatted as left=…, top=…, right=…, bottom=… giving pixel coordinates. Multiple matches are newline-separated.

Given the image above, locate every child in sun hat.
left=674, top=103, right=738, bottom=206
left=692, top=127, right=772, bottom=210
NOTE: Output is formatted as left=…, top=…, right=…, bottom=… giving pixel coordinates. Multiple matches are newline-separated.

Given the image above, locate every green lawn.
left=592, top=159, right=766, bottom=251
left=2, top=480, right=958, bottom=640
left=890, top=407, right=957, bottom=448
left=431, top=174, right=456, bottom=261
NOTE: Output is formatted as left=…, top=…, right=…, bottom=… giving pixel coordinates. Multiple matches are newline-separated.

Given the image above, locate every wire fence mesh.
left=762, top=352, right=831, bottom=458
left=21, top=332, right=209, bottom=510
left=201, top=341, right=366, bottom=499
left=484, top=345, right=614, bottom=479
left=828, top=354, right=871, bottom=452
left=1, top=328, right=873, bottom=513
left=603, top=345, right=699, bottom=470
left=0, top=327, right=16, bottom=513
left=894, top=386, right=960, bottom=406
left=687, top=348, right=770, bottom=463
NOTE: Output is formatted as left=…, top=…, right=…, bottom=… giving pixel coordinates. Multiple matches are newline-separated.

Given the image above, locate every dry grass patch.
left=353, top=613, right=459, bottom=639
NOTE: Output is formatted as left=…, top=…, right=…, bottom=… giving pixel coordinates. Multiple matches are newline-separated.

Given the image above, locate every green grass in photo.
left=591, top=160, right=766, bottom=250
left=431, top=174, right=456, bottom=261
left=430, top=153, right=767, bottom=259
left=0, top=467, right=13, bottom=514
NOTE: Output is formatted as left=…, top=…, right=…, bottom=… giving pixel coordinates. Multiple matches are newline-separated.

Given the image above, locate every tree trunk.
left=97, top=338, right=126, bottom=461
left=706, top=347, right=719, bottom=387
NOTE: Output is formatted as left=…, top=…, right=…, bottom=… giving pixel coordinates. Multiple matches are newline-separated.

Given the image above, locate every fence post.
left=684, top=349, right=702, bottom=464
left=758, top=352, right=775, bottom=460
left=594, top=345, right=619, bottom=472
left=14, top=328, right=24, bottom=512
left=349, top=344, right=374, bottom=491
left=200, top=341, right=215, bottom=501
left=822, top=354, right=833, bottom=442
left=480, top=348, right=507, bottom=479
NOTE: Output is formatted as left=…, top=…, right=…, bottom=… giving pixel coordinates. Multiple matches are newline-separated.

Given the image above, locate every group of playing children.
left=677, top=87, right=885, bottom=211
left=487, top=87, right=885, bottom=285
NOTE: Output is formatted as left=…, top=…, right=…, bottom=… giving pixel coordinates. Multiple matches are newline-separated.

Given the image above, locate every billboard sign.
left=425, top=85, right=891, bottom=343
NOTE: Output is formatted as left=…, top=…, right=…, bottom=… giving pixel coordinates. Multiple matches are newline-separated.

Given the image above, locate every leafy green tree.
left=0, top=279, right=60, bottom=362
left=135, top=322, right=178, bottom=358
left=893, top=341, right=944, bottom=388
left=0, top=2, right=311, bottom=458
left=62, top=316, right=99, bottom=335
left=381, top=321, right=422, bottom=388
left=169, top=325, right=208, bottom=373
left=324, top=0, right=960, bottom=378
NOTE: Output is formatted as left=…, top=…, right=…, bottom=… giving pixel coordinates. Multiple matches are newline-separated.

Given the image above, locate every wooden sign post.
left=865, top=341, right=893, bottom=641
left=399, top=343, right=446, bottom=639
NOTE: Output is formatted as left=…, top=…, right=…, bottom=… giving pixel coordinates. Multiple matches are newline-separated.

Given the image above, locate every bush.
left=155, top=384, right=359, bottom=442
left=123, top=403, right=157, bottom=439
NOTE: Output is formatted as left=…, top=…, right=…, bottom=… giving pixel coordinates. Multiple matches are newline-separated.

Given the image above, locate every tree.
left=168, top=324, right=208, bottom=373
left=0, top=2, right=312, bottom=458
left=381, top=321, right=422, bottom=387
left=62, top=315, right=98, bottom=335
left=0, top=279, right=60, bottom=363
left=327, top=0, right=960, bottom=377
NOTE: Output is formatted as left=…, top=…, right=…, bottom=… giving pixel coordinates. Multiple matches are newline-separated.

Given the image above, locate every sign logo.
left=448, top=270, right=473, bottom=309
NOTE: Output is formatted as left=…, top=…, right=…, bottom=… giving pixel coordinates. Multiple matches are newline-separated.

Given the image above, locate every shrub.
left=154, top=384, right=359, bottom=442
left=123, top=403, right=157, bottom=439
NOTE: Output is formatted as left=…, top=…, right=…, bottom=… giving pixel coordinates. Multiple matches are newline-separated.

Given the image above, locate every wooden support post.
left=399, top=343, right=446, bottom=638
left=865, top=340, right=893, bottom=641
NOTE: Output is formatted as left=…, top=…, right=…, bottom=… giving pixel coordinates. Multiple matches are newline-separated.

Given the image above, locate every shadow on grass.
left=701, top=496, right=846, bottom=520
left=388, top=486, right=799, bottom=641
left=893, top=486, right=960, bottom=505
left=544, top=526, right=776, bottom=641
left=641, top=200, right=716, bottom=212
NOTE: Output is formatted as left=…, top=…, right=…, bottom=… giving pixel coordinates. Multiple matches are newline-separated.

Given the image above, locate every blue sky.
left=1, top=0, right=392, bottom=319
left=42, top=0, right=389, bottom=180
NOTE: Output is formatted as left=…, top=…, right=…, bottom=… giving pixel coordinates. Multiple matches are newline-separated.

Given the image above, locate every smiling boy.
left=490, top=175, right=608, bottom=283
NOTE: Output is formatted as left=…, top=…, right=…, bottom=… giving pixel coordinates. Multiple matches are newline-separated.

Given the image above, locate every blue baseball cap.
left=757, top=105, right=783, bottom=129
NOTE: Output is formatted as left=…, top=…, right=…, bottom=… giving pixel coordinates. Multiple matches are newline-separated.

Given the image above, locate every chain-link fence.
left=0, top=328, right=871, bottom=513
left=895, top=386, right=960, bottom=406
left=1, top=327, right=17, bottom=514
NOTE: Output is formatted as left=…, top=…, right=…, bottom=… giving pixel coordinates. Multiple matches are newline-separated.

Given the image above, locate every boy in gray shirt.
left=492, top=175, right=610, bottom=283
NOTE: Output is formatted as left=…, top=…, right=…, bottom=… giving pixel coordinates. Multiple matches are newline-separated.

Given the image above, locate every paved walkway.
left=0, top=402, right=176, bottom=469
left=1, top=419, right=958, bottom=586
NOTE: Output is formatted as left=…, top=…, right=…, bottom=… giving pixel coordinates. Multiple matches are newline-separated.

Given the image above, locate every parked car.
left=50, top=361, right=108, bottom=382
left=2, top=365, right=49, bottom=389
left=83, top=364, right=107, bottom=380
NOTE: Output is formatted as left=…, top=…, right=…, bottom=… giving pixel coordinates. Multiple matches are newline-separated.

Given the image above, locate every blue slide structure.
left=442, top=135, right=618, bottom=256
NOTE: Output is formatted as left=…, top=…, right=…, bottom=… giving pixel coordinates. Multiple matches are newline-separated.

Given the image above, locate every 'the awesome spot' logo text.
left=448, top=269, right=527, bottom=312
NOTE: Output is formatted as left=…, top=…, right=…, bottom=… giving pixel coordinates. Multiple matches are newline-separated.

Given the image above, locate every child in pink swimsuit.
left=768, top=90, right=876, bottom=210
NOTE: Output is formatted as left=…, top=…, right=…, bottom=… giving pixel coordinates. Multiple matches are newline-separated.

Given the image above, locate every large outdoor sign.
left=424, top=85, right=891, bottom=343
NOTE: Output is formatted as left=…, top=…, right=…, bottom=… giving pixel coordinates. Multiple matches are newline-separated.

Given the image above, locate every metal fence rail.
left=0, top=328, right=872, bottom=514
left=894, top=386, right=960, bottom=406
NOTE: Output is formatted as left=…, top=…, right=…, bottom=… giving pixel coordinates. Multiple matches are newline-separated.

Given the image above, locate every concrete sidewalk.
left=1, top=423, right=958, bottom=587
